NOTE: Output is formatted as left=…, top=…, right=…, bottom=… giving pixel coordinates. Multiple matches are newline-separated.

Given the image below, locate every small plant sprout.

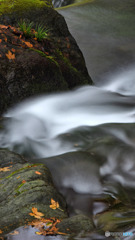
left=18, top=20, right=49, bottom=41
left=18, top=20, right=33, bottom=38
left=35, top=24, right=49, bottom=41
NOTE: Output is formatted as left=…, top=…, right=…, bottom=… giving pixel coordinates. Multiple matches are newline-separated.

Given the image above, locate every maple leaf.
left=0, top=25, right=8, bottom=29
left=0, top=230, right=3, bottom=234
left=22, top=40, right=33, bottom=48
left=6, top=50, right=15, bottom=60
left=50, top=198, right=59, bottom=210
left=0, top=39, right=2, bottom=43
left=35, top=171, right=42, bottom=175
left=0, top=166, right=11, bottom=172
left=29, top=207, right=44, bottom=219
left=10, top=230, right=19, bottom=235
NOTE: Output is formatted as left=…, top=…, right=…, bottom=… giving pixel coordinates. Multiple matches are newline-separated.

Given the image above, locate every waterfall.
left=0, top=66, right=135, bottom=158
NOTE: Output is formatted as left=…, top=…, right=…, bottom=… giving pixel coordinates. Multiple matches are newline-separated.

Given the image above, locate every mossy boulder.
left=0, top=0, right=92, bottom=115
left=57, top=214, right=94, bottom=235
left=0, top=149, right=67, bottom=235
left=0, top=149, right=95, bottom=237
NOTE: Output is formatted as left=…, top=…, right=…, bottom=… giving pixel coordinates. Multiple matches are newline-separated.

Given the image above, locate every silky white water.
left=1, top=67, right=135, bottom=240
left=0, top=66, right=135, bottom=158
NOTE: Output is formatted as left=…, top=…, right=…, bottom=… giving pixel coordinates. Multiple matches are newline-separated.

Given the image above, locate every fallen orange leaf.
left=0, top=54, right=2, bottom=58
left=0, top=24, right=8, bottom=29
left=50, top=198, right=59, bottom=210
left=57, top=231, right=67, bottom=235
left=0, top=39, right=2, bottom=43
left=28, top=217, right=67, bottom=236
left=11, top=48, right=16, bottom=52
left=10, top=230, right=19, bottom=235
left=6, top=50, right=15, bottom=60
left=16, top=176, right=21, bottom=179
left=29, top=207, right=44, bottom=219
left=22, top=180, right=26, bottom=183
left=35, top=171, right=42, bottom=175
left=22, top=40, right=33, bottom=48
left=35, top=232, right=42, bottom=235
left=0, top=166, right=11, bottom=172
left=0, top=230, right=3, bottom=234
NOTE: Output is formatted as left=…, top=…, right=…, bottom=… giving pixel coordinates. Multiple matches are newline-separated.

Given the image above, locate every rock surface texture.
left=0, top=149, right=67, bottom=235
left=0, top=0, right=92, bottom=115
left=0, top=149, right=95, bottom=237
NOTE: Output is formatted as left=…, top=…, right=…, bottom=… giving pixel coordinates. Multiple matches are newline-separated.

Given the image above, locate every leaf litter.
left=28, top=207, right=67, bottom=236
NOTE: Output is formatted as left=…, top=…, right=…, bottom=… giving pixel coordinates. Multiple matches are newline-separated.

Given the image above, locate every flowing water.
left=1, top=66, right=135, bottom=239
left=58, top=0, right=135, bottom=82
left=1, top=66, right=135, bottom=157
left=1, top=0, right=135, bottom=239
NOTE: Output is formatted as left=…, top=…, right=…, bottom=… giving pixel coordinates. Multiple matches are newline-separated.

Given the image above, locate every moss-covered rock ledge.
left=0, top=0, right=92, bottom=115
left=0, top=149, right=94, bottom=237
left=0, top=149, right=67, bottom=235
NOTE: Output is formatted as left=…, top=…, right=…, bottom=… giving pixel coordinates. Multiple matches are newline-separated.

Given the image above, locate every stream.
left=1, top=0, right=135, bottom=239
left=1, top=66, right=135, bottom=240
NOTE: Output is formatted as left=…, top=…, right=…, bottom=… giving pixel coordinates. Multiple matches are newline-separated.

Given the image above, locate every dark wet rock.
left=57, top=214, right=95, bottom=235
left=0, top=0, right=92, bottom=115
left=96, top=206, right=135, bottom=232
left=0, top=149, right=67, bottom=235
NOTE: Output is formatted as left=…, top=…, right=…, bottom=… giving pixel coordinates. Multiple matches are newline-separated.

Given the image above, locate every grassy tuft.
left=18, top=20, right=33, bottom=38
left=18, top=20, right=49, bottom=41
left=35, top=24, right=49, bottom=41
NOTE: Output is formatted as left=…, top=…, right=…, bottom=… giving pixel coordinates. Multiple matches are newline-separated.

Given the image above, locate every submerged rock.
left=57, top=214, right=94, bottom=235
left=0, top=0, right=92, bottom=115
left=96, top=206, right=135, bottom=233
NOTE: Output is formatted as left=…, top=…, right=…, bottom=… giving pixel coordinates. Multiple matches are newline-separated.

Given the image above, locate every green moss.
left=0, top=0, right=52, bottom=16
left=30, top=48, right=58, bottom=65
left=56, top=48, right=78, bottom=72
left=5, top=163, right=42, bottom=179
left=30, top=48, right=47, bottom=57
left=15, top=182, right=25, bottom=194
